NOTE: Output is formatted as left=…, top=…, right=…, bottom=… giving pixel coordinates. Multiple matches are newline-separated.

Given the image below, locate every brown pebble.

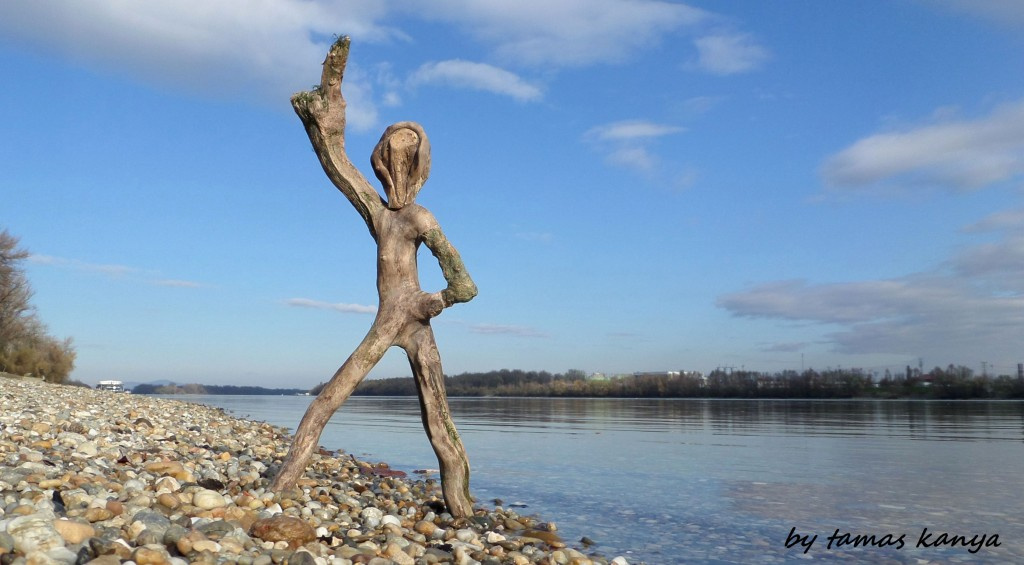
left=157, top=493, right=180, bottom=510
left=53, top=518, right=96, bottom=544
left=105, top=500, right=124, bottom=515
left=84, top=556, right=122, bottom=565
left=250, top=515, right=316, bottom=549
left=133, top=544, right=171, bottom=565
left=84, top=507, right=115, bottom=522
left=414, top=520, right=438, bottom=536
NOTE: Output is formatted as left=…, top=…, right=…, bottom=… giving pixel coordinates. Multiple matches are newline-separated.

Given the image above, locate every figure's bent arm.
left=291, top=36, right=384, bottom=238
left=423, top=227, right=477, bottom=307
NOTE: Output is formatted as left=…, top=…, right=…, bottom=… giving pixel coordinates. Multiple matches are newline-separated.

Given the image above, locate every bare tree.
left=0, top=229, right=76, bottom=382
left=270, top=37, right=478, bottom=518
left=0, top=229, right=35, bottom=350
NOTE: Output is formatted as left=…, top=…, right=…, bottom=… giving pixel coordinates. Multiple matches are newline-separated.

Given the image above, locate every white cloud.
left=693, top=33, right=770, bottom=75
left=821, top=99, right=1024, bottom=192
left=0, top=0, right=761, bottom=126
left=29, top=254, right=139, bottom=278
left=409, top=60, right=542, bottom=102
left=410, top=0, right=708, bottom=67
left=0, top=0, right=396, bottom=128
left=607, top=146, right=658, bottom=172
left=586, top=120, right=686, bottom=142
left=584, top=120, right=685, bottom=173
left=284, top=298, right=377, bottom=314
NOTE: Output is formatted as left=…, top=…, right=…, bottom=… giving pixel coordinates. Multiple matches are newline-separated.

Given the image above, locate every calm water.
left=168, top=396, right=1024, bottom=564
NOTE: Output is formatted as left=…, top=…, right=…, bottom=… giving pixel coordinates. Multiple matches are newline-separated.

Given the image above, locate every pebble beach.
left=0, top=377, right=626, bottom=565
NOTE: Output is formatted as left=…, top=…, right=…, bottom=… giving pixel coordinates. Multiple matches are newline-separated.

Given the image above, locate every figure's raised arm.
left=291, top=36, right=384, bottom=238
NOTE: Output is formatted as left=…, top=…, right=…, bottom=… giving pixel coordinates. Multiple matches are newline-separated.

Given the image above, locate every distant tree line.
left=306, top=366, right=1024, bottom=400
left=132, top=383, right=308, bottom=395
left=0, top=229, right=76, bottom=383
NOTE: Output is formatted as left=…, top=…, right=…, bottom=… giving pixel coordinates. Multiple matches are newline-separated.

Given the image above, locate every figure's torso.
left=374, top=204, right=432, bottom=302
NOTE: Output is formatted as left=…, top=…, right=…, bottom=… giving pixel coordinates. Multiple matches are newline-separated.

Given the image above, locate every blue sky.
left=3, top=1, right=1023, bottom=387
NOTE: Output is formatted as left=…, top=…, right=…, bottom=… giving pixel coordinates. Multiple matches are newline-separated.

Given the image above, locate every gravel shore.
left=0, top=377, right=627, bottom=565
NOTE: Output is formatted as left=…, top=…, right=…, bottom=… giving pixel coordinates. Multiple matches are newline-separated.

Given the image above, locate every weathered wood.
left=270, top=37, right=478, bottom=518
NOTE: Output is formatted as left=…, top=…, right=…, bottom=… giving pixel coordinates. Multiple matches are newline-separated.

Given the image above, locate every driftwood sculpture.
left=270, top=37, right=478, bottom=518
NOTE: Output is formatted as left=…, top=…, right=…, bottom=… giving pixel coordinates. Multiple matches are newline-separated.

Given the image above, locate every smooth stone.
left=83, top=507, right=114, bottom=522
left=7, top=513, right=66, bottom=554
left=455, top=529, right=477, bottom=543
left=133, top=543, right=173, bottom=565
left=286, top=550, right=317, bottom=565
left=75, top=441, right=99, bottom=456
left=359, top=507, right=383, bottom=529
left=156, top=493, right=180, bottom=510
left=196, top=519, right=234, bottom=541
left=130, top=510, right=172, bottom=539
left=52, top=518, right=96, bottom=544
left=384, top=543, right=415, bottom=565
left=0, top=530, right=14, bottom=551
left=135, top=529, right=163, bottom=546
left=192, top=489, right=227, bottom=510
left=413, top=520, right=438, bottom=537
left=192, top=539, right=222, bottom=553
left=162, top=523, right=188, bottom=545
left=249, top=515, right=316, bottom=550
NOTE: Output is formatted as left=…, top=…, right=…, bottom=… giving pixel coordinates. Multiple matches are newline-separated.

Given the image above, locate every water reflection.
left=327, top=397, right=1024, bottom=443
left=183, top=395, right=1024, bottom=444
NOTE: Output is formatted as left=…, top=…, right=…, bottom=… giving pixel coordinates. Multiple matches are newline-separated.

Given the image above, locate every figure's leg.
left=271, top=322, right=394, bottom=491
left=403, top=323, right=473, bottom=518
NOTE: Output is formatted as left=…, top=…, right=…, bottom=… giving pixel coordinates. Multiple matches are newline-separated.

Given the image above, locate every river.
left=165, top=396, right=1024, bottom=564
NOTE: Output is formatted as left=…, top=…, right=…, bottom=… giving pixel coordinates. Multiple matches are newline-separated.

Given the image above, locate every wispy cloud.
left=717, top=209, right=1024, bottom=365
left=584, top=119, right=686, bottom=174
left=469, top=323, right=548, bottom=338
left=29, top=254, right=140, bottom=277
left=29, top=254, right=203, bottom=288
left=586, top=120, right=686, bottom=142
left=409, top=60, right=542, bottom=102
left=412, top=0, right=708, bottom=67
left=934, top=0, right=1024, bottom=29
left=692, top=33, right=770, bottom=75
left=962, top=207, right=1024, bottom=233
left=821, top=99, right=1024, bottom=192
left=152, top=279, right=205, bottom=289
left=284, top=298, right=377, bottom=314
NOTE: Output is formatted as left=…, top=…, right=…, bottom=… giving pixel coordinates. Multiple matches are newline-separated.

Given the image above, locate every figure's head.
left=371, top=121, right=431, bottom=209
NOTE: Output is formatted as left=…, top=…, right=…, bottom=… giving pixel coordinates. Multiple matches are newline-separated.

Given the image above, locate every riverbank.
left=0, top=378, right=623, bottom=564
